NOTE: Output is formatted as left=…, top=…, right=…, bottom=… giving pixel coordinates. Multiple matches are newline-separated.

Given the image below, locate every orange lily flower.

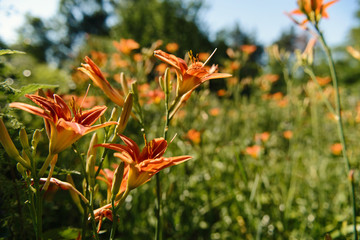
left=78, top=56, right=124, bottom=107
left=288, top=0, right=338, bottom=25
left=97, top=134, right=191, bottom=190
left=113, top=39, right=140, bottom=55
left=92, top=135, right=191, bottom=224
left=154, top=49, right=232, bottom=97
left=10, top=93, right=116, bottom=154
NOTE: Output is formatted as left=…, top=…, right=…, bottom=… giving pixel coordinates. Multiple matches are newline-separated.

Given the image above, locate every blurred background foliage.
left=2, top=0, right=360, bottom=239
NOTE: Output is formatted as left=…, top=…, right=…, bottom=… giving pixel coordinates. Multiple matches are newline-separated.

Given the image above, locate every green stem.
left=155, top=84, right=171, bottom=240
left=155, top=173, right=162, bottom=240
left=304, top=67, right=336, bottom=116
left=32, top=171, right=43, bottom=240
left=72, top=144, right=92, bottom=239
left=316, top=26, right=358, bottom=240
left=38, top=153, right=55, bottom=178
left=110, top=189, right=130, bottom=240
left=89, top=190, right=99, bottom=240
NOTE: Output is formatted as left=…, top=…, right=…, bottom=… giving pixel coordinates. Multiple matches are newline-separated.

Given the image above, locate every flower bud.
left=109, top=107, right=119, bottom=122
left=19, top=128, right=30, bottom=151
left=119, top=72, right=129, bottom=97
left=111, top=162, right=125, bottom=200
left=100, top=115, right=106, bottom=124
left=31, top=129, right=43, bottom=150
left=117, top=93, right=133, bottom=134
left=87, top=133, right=98, bottom=160
left=163, top=67, right=171, bottom=95
left=17, top=162, right=26, bottom=177
left=159, top=76, right=164, bottom=91
left=86, top=155, right=96, bottom=187
left=66, top=174, right=83, bottom=213
left=0, top=118, right=30, bottom=169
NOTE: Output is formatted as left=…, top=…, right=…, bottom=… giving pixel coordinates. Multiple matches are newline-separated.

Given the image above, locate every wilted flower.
left=10, top=93, right=116, bottom=154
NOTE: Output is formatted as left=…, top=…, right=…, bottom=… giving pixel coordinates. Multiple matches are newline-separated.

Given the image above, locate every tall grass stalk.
left=315, top=25, right=358, bottom=240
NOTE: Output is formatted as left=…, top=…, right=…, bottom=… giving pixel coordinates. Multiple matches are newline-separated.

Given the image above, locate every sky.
left=0, top=0, right=358, bottom=47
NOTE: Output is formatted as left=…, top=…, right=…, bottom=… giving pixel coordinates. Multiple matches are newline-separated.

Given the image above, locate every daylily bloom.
left=97, top=134, right=191, bottom=191
left=288, top=0, right=338, bottom=25
left=240, top=45, right=257, bottom=55
left=186, top=129, right=201, bottom=145
left=331, top=143, right=342, bottom=155
left=283, top=130, right=294, bottom=140
left=78, top=56, right=125, bottom=107
left=10, top=93, right=116, bottom=154
left=113, top=39, right=140, bottom=55
left=154, top=49, right=232, bottom=98
left=245, top=145, right=262, bottom=159
left=165, top=42, right=179, bottom=53
left=92, top=135, right=191, bottom=223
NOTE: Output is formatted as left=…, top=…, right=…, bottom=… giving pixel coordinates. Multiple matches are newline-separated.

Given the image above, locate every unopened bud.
left=163, top=67, right=171, bottom=94
left=86, top=155, right=96, bottom=187
left=0, top=118, right=30, bottom=169
left=109, top=107, right=120, bottom=122
left=19, top=128, right=30, bottom=151
left=31, top=129, right=43, bottom=150
left=111, top=162, right=125, bottom=199
left=17, top=162, right=26, bottom=177
left=117, top=93, right=133, bottom=134
left=66, top=174, right=83, bottom=213
left=159, top=76, right=164, bottom=91
left=87, top=133, right=98, bottom=160
left=119, top=72, right=129, bottom=97
left=100, top=115, right=106, bottom=124
left=22, top=149, right=31, bottom=165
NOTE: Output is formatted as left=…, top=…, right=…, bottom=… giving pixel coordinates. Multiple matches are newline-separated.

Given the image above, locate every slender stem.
left=38, top=152, right=55, bottom=178
left=155, top=86, right=171, bottom=240
left=304, top=67, right=336, bottom=116
left=72, top=144, right=92, bottom=239
left=316, top=26, right=358, bottom=240
left=42, top=155, right=58, bottom=191
left=110, top=188, right=130, bottom=240
left=89, top=190, right=100, bottom=240
left=109, top=197, right=117, bottom=240
left=155, top=173, right=162, bottom=240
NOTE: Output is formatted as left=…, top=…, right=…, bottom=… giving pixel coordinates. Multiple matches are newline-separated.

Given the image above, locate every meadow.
left=1, top=0, right=360, bottom=239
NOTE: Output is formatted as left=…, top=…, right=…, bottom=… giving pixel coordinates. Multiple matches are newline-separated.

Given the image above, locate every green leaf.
left=9, top=84, right=59, bottom=101
left=0, top=49, right=26, bottom=56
